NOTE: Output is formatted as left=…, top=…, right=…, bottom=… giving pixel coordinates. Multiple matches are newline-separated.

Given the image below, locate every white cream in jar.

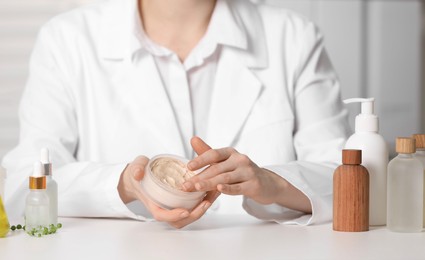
left=140, top=154, right=206, bottom=210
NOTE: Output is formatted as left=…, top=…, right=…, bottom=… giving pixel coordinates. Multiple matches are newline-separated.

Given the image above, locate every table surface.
left=0, top=214, right=424, bottom=260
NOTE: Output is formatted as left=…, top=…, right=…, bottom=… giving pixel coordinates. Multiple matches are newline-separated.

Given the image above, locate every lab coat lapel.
left=99, top=0, right=185, bottom=155
left=205, top=0, right=269, bottom=148
left=206, top=49, right=263, bottom=148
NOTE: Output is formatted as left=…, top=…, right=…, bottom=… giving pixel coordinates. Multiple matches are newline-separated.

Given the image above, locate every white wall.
left=255, top=0, right=424, bottom=155
left=0, top=0, right=88, bottom=158
left=0, top=0, right=423, bottom=158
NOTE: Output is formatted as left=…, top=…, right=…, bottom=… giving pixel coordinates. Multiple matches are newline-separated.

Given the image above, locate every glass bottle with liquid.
left=413, top=134, right=425, bottom=227
left=387, top=137, right=423, bottom=232
left=0, top=166, right=8, bottom=237
left=0, top=196, right=9, bottom=238
left=25, top=162, right=50, bottom=233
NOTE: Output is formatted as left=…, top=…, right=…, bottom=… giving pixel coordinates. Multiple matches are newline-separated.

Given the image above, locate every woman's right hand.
left=117, top=155, right=219, bottom=229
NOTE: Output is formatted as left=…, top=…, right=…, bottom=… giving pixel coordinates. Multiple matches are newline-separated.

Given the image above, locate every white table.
left=0, top=214, right=424, bottom=260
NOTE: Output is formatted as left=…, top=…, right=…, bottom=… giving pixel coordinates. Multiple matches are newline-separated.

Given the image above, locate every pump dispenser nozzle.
left=344, top=98, right=378, bottom=132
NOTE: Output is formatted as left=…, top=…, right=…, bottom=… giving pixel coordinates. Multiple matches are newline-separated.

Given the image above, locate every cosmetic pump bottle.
left=333, top=149, right=369, bottom=232
left=387, top=137, right=423, bottom=233
left=412, top=134, right=425, bottom=227
left=344, top=98, right=388, bottom=226
left=41, top=148, right=58, bottom=225
left=25, top=162, right=50, bottom=233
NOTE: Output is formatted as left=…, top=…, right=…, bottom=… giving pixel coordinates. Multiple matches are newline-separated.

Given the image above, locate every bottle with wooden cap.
left=25, top=162, right=50, bottom=234
left=333, top=149, right=369, bottom=232
left=412, top=134, right=425, bottom=227
left=387, top=137, right=423, bottom=232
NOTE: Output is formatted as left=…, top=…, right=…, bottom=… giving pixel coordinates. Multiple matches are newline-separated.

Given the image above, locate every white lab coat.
left=2, top=0, right=350, bottom=225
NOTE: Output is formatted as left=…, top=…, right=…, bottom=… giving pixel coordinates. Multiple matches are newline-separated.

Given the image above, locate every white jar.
left=140, top=154, right=206, bottom=210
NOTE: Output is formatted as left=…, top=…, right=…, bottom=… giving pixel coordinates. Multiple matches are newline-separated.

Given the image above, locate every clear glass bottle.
left=41, top=148, right=58, bottom=225
left=412, top=134, right=425, bottom=227
left=25, top=162, right=50, bottom=234
left=387, top=137, right=423, bottom=232
left=0, top=196, right=9, bottom=238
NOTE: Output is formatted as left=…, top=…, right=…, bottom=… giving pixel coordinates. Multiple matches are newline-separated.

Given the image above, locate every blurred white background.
left=0, top=0, right=423, bottom=159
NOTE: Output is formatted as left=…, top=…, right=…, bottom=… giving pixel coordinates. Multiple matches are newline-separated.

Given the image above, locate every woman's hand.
left=118, top=154, right=220, bottom=229
left=183, top=137, right=312, bottom=213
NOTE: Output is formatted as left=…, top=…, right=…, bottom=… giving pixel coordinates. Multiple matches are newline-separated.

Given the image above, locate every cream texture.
left=150, top=158, right=196, bottom=190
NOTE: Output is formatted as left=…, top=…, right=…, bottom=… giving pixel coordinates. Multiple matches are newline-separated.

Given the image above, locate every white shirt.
left=2, top=0, right=350, bottom=225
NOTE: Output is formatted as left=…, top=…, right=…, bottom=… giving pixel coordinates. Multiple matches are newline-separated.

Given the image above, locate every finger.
left=190, top=136, right=212, bottom=155
left=148, top=202, right=190, bottom=222
left=194, top=168, right=253, bottom=191
left=188, top=147, right=235, bottom=171
left=203, top=190, right=221, bottom=204
left=217, top=182, right=245, bottom=195
left=131, top=156, right=149, bottom=181
left=132, top=167, right=144, bottom=181
left=168, top=201, right=209, bottom=229
left=169, top=191, right=220, bottom=229
left=183, top=153, right=239, bottom=192
left=191, top=160, right=236, bottom=182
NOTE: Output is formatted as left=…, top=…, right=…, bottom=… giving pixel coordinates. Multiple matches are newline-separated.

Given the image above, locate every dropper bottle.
left=41, top=148, right=58, bottom=225
left=25, top=162, right=50, bottom=233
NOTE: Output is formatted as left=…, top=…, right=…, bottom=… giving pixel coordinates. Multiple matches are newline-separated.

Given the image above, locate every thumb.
left=132, top=156, right=149, bottom=181
left=191, top=136, right=212, bottom=155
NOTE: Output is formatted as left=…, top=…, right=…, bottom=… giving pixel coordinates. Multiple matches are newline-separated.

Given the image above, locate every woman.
left=2, top=0, right=349, bottom=228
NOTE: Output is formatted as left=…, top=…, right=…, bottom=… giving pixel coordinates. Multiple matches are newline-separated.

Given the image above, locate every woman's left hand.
left=183, top=136, right=287, bottom=205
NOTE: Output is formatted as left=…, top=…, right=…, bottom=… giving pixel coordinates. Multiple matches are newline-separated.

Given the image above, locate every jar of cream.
left=140, top=154, right=206, bottom=210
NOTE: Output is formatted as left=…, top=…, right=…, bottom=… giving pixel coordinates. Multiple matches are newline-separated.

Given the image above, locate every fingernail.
left=203, top=202, right=211, bottom=210
left=180, top=211, right=189, bottom=218
left=187, top=161, right=197, bottom=170
left=195, top=182, right=203, bottom=191
left=182, top=182, right=193, bottom=191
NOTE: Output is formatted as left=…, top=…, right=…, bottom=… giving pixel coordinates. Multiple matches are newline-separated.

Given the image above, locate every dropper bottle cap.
left=40, top=148, right=52, bottom=177
left=344, top=98, right=378, bottom=132
left=412, top=134, right=425, bottom=149
left=395, top=137, right=416, bottom=154
left=29, top=162, right=46, bottom=190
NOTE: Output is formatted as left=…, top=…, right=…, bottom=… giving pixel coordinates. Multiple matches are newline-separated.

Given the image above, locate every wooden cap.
left=412, top=134, right=425, bottom=148
left=342, top=149, right=362, bottom=165
left=395, top=137, right=416, bottom=154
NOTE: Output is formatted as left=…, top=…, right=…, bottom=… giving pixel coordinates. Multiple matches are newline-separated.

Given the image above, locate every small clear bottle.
left=25, top=162, right=50, bottom=234
left=0, top=165, right=9, bottom=237
left=412, top=134, right=425, bottom=227
left=387, top=137, right=423, bottom=232
left=0, top=195, right=9, bottom=238
left=41, top=148, right=58, bottom=225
